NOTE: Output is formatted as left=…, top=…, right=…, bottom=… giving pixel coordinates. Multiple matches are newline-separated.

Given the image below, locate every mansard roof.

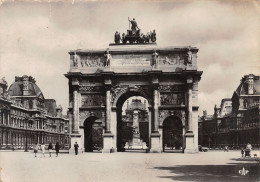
left=8, top=75, right=44, bottom=99
left=235, top=74, right=260, bottom=95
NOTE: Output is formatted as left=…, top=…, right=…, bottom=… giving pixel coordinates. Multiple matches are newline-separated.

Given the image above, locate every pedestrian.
left=34, top=143, right=39, bottom=157
left=55, top=142, right=60, bottom=157
left=41, top=143, right=45, bottom=157
left=48, top=142, right=53, bottom=157
left=74, top=142, right=79, bottom=155
left=241, top=148, right=244, bottom=157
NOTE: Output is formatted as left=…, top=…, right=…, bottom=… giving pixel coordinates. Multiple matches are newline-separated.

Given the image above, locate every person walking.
left=74, top=142, right=79, bottom=155
left=34, top=143, right=39, bottom=157
left=41, top=143, right=45, bottom=157
left=55, top=142, right=60, bottom=157
left=48, top=143, right=53, bottom=157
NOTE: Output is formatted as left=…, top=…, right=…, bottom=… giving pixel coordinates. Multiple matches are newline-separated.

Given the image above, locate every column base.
left=184, top=132, right=197, bottom=153
left=102, top=133, right=114, bottom=153
left=150, top=132, right=162, bottom=153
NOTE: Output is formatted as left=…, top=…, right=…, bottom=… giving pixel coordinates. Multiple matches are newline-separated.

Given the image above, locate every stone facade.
left=0, top=76, right=69, bottom=150
left=199, top=74, right=260, bottom=149
left=65, top=44, right=202, bottom=153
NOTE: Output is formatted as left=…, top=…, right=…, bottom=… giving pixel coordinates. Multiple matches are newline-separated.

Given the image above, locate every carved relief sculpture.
left=160, top=93, right=185, bottom=105
left=159, top=53, right=185, bottom=66
left=81, top=95, right=105, bottom=107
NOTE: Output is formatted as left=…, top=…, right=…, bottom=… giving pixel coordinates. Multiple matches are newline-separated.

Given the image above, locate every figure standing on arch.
left=128, top=17, right=139, bottom=34
left=153, top=49, right=159, bottom=68
left=104, top=49, right=112, bottom=67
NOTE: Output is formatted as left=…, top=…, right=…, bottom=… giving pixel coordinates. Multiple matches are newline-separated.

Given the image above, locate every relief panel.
left=160, top=93, right=185, bottom=105
left=81, top=95, right=105, bottom=107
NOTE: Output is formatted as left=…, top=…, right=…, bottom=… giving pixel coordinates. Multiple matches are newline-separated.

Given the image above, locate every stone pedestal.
left=184, top=132, right=196, bottom=153
left=150, top=133, right=162, bottom=153
left=102, top=133, right=114, bottom=153
left=69, top=134, right=83, bottom=154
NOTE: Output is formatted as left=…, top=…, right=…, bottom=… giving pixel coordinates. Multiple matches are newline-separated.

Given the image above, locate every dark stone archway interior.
left=84, top=116, right=102, bottom=152
left=163, top=116, right=183, bottom=152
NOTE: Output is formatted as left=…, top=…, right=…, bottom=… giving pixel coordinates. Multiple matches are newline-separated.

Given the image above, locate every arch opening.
left=83, top=116, right=103, bottom=152
left=116, top=91, right=151, bottom=152
left=162, top=116, right=183, bottom=153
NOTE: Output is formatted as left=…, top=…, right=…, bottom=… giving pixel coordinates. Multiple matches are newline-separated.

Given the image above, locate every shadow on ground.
left=153, top=163, right=260, bottom=182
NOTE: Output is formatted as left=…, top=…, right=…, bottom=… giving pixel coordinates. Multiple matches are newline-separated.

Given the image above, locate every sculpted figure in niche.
left=104, top=49, right=111, bottom=67
left=153, top=49, right=159, bottom=67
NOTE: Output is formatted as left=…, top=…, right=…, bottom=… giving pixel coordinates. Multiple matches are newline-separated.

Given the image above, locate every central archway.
left=162, top=116, right=183, bottom=152
left=115, top=90, right=152, bottom=152
left=84, top=116, right=103, bottom=152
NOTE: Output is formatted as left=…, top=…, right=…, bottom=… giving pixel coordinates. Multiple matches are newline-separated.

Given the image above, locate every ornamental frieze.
left=81, top=95, right=105, bottom=107
left=158, top=85, right=187, bottom=92
left=79, top=86, right=104, bottom=93
left=160, top=93, right=185, bottom=105
left=79, top=55, right=106, bottom=67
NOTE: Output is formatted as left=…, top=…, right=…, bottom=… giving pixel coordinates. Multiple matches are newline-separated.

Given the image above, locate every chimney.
left=56, top=105, right=63, bottom=118
left=247, top=74, right=254, bottom=95
left=22, top=75, right=29, bottom=96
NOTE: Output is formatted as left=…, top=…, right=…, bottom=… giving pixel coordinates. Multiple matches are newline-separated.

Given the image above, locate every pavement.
left=0, top=150, right=259, bottom=182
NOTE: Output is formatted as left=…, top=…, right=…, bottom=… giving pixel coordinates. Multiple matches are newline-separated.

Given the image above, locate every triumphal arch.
left=65, top=23, right=202, bottom=153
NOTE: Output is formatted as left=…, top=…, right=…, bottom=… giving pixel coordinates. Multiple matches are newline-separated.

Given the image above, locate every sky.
left=0, top=0, right=259, bottom=115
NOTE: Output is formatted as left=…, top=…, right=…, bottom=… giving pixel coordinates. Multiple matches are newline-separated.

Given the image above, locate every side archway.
left=83, top=116, right=103, bottom=152
left=162, top=116, right=184, bottom=152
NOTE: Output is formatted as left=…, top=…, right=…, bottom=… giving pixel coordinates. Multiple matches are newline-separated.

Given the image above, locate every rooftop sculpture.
left=114, top=18, right=156, bottom=44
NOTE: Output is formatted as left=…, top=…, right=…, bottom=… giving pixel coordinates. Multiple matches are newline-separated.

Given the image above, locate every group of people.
left=33, top=142, right=60, bottom=157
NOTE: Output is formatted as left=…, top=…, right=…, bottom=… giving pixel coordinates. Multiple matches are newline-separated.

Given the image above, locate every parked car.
left=198, top=145, right=209, bottom=152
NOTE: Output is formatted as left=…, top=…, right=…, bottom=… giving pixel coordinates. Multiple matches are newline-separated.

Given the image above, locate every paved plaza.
left=0, top=150, right=260, bottom=182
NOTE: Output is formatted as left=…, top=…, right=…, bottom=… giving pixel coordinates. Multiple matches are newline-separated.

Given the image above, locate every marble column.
left=150, top=85, right=161, bottom=153
left=72, top=86, right=79, bottom=134
left=184, top=81, right=196, bottom=153
left=153, top=89, right=159, bottom=133
left=69, top=81, right=82, bottom=154
left=187, top=85, right=193, bottom=132
left=105, top=88, right=111, bottom=133
left=102, top=83, right=114, bottom=153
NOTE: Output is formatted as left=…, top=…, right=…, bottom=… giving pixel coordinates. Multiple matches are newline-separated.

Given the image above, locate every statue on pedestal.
left=104, top=49, right=112, bottom=67
left=186, top=50, right=193, bottom=64
left=72, top=52, right=78, bottom=67
left=153, top=49, right=159, bottom=67
left=128, top=17, right=139, bottom=34
left=151, top=30, right=156, bottom=42
left=114, top=31, right=121, bottom=44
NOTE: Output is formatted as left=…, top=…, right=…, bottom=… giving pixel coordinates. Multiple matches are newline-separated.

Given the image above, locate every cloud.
left=0, top=1, right=259, bottom=115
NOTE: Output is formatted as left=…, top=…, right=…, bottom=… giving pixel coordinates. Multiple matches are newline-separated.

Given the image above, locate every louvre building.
left=0, top=75, right=69, bottom=150
left=199, top=74, right=260, bottom=149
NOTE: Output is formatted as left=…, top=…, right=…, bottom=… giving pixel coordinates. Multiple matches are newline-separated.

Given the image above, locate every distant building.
left=0, top=76, right=69, bottom=150
left=199, top=74, right=260, bottom=149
